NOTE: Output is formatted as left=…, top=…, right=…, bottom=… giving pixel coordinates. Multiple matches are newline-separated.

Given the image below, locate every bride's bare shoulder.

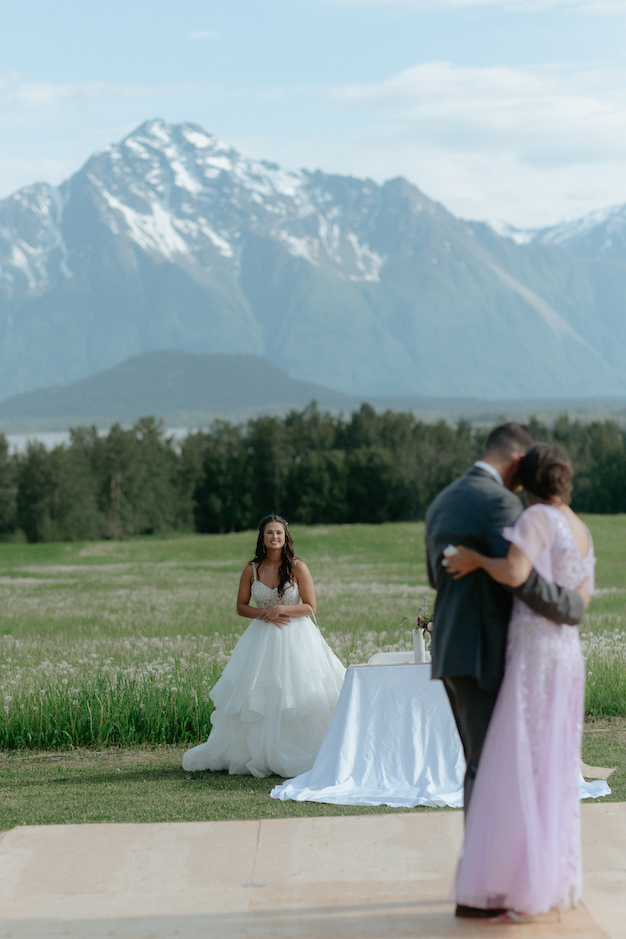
left=293, top=558, right=312, bottom=579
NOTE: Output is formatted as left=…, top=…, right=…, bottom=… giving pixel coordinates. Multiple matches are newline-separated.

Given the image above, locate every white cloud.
left=330, top=62, right=626, bottom=167
left=326, top=61, right=626, bottom=225
left=0, top=75, right=210, bottom=112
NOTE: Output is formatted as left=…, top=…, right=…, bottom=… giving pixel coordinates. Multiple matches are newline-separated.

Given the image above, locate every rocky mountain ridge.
left=488, top=204, right=626, bottom=266
left=2, top=119, right=626, bottom=401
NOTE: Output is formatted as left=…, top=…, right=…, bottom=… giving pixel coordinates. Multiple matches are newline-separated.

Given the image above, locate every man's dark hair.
left=483, top=422, right=536, bottom=459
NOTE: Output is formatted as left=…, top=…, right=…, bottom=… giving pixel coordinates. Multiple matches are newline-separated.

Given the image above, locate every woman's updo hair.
left=518, top=443, right=574, bottom=504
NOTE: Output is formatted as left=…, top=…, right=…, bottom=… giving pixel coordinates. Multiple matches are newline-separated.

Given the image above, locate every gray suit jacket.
left=425, top=465, right=584, bottom=694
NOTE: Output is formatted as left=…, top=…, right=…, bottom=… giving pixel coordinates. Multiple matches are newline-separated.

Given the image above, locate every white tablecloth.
left=270, top=663, right=610, bottom=808
left=271, top=663, right=465, bottom=808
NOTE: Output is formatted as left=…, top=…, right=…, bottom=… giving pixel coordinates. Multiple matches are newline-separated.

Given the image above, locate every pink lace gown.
left=455, top=503, right=595, bottom=915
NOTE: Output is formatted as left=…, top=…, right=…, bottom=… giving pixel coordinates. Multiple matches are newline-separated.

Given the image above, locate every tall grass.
left=3, top=638, right=626, bottom=750
left=1, top=520, right=625, bottom=749
left=0, top=627, right=412, bottom=750
left=0, top=635, right=226, bottom=749
left=4, top=619, right=624, bottom=750
left=581, top=623, right=626, bottom=717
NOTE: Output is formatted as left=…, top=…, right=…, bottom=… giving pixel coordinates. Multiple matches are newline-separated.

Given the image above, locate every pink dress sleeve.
left=502, top=504, right=554, bottom=583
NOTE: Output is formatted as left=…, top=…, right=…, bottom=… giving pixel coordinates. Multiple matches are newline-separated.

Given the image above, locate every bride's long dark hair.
left=252, top=514, right=297, bottom=598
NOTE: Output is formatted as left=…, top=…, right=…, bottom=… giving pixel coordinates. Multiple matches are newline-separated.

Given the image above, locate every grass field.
left=0, top=524, right=430, bottom=750
left=0, top=719, right=623, bottom=830
left=1, top=517, right=625, bottom=826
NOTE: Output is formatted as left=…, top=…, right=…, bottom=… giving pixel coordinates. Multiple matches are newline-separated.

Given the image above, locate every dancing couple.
left=426, top=422, right=593, bottom=923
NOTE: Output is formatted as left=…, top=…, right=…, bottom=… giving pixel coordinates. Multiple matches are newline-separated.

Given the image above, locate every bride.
left=443, top=444, right=594, bottom=922
left=182, top=514, right=345, bottom=778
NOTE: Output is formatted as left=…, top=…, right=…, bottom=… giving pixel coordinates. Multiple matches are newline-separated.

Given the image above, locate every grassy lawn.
left=0, top=516, right=624, bottom=825
left=0, top=522, right=430, bottom=641
left=0, top=748, right=419, bottom=828
left=1, top=719, right=623, bottom=830
left=1, top=516, right=623, bottom=640
left=582, top=718, right=626, bottom=802
left=0, top=523, right=432, bottom=750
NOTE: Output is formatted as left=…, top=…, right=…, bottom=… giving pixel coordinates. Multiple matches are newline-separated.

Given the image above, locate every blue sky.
left=1, top=0, right=625, bottom=227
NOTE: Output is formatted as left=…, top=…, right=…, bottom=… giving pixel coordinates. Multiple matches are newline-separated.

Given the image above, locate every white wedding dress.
left=182, top=565, right=346, bottom=777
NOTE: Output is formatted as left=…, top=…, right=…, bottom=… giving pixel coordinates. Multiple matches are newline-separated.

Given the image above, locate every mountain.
left=2, top=350, right=624, bottom=434
left=2, top=119, right=626, bottom=401
left=489, top=203, right=626, bottom=265
left=0, top=350, right=357, bottom=424
left=532, top=204, right=626, bottom=266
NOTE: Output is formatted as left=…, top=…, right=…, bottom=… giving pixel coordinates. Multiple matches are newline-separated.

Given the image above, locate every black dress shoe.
left=455, top=905, right=507, bottom=918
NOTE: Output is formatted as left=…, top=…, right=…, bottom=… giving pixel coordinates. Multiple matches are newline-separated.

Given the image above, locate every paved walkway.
left=0, top=803, right=624, bottom=938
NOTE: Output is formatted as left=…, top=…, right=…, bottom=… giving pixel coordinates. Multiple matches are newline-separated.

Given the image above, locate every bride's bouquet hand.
left=442, top=545, right=482, bottom=579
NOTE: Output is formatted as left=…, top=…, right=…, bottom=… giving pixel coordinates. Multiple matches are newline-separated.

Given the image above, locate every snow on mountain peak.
left=529, top=202, right=626, bottom=265
left=0, top=182, right=72, bottom=298
left=182, top=128, right=214, bottom=150
left=537, top=204, right=625, bottom=246
left=58, top=120, right=385, bottom=281
left=10, top=117, right=624, bottom=304
left=486, top=219, right=535, bottom=246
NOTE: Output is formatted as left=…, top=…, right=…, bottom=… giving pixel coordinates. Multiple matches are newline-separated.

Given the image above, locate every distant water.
left=5, top=427, right=193, bottom=454
left=6, top=431, right=72, bottom=453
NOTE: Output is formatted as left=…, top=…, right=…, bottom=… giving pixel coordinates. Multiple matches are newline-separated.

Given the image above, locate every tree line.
left=0, top=405, right=624, bottom=543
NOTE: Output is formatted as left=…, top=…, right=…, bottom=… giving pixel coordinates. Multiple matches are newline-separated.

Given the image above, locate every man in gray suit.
left=425, top=423, right=585, bottom=850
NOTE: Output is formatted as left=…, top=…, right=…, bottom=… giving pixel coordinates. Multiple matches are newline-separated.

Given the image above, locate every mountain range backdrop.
left=2, top=118, right=626, bottom=432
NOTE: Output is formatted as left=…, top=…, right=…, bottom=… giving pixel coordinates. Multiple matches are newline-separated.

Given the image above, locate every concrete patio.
left=0, top=803, right=624, bottom=938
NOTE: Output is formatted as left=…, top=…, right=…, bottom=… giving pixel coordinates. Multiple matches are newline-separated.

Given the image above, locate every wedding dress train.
left=182, top=571, right=345, bottom=778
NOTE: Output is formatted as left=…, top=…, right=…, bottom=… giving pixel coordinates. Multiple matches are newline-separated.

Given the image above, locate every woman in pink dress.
left=442, top=444, right=594, bottom=923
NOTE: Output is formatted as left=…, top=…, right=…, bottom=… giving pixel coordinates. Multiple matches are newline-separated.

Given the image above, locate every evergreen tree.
left=99, top=419, right=179, bottom=537
left=0, top=434, right=17, bottom=539
left=193, top=423, right=252, bottom=533
left=246, top=415, right=292, bottom=520
left=9, top=407, right=626, bottom=543
left=15, top=442, right=57, bottom=542
left=284, top=449, right=349, bottom=525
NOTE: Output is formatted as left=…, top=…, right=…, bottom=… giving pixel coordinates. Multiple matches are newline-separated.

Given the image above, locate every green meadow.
left=1, top=518, right=624, bottom=826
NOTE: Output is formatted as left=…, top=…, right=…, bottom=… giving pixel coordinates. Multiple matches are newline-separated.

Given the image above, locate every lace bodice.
left=251, top=564, right=301, bottom=609
left=504, top=503, right=595, bottom=592
left=550, top=508, right=595, bottom=592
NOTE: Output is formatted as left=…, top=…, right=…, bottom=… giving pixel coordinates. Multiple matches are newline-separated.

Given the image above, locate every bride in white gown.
left=182, top=514, right=346, bottom=778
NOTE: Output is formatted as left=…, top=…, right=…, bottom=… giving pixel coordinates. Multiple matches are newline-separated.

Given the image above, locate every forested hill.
left=0, top=351, right=357, bottom=422
left=1, top=407, right=624, bottom=544
left=3, top=350, right=625, bottom=431
left=2, top=119, right=626, bottom=403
